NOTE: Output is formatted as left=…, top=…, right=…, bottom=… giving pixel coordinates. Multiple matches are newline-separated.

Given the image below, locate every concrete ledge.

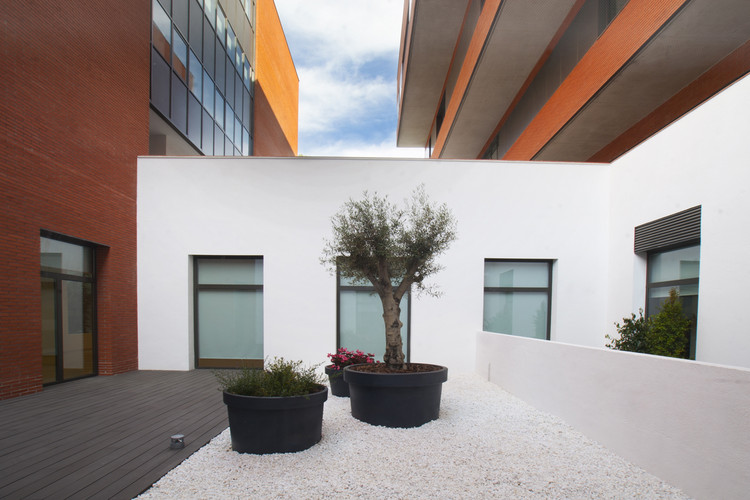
left=475, top=331, right=750, bottom=500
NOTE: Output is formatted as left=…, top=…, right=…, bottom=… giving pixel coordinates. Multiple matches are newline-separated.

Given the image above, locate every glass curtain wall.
left=483, top=260, right=552, bottom=339
left=151, top=0, right=254, bottom=156
left=40, top=235, right=96, bottom=384
left=194, top=256, right=263, bottom=368
left=338, top=275, right=410, bottom=362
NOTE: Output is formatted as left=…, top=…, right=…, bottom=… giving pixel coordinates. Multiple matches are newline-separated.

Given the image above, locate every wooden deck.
left=0, top=370, right=228, bottom=499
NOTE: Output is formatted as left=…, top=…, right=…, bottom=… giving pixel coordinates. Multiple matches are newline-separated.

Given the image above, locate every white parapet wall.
left=476, top=330, right=750, bottom=500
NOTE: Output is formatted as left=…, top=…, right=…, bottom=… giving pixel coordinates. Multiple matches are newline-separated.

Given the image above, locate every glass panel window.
left=41, top=237, right=93, bottom=278
left=171, top=75, right=187, bottom=132
left=483, top=259, right=552, bottom=339
left=189, top=0, right=203, bottom=59
left=226, top=24, right=236, bottom=68
left=40, top=233, right=96, bottom=384
left=234, top=115, right=241, bottom=146
left=172, top=0, right=189, bottom=38
left=202, top=70, right=214, bottom=116
left=243, top=57, right=251, bottom=89
left=204, top=0, right=216, bottom=27
left=215, top=90, right=224, bottom=129
left=215, top=44, right=226, bottom=93
left=216, top=6, right=225, bottom=46
left=338, top=274, right=410, bottom=362
left=188, top=49, right=202, bottom=97
left=187, top=93, right=202, bottom=147
left=203, top=19, right=215, bottom=78
left=202, top=110, right=214, bottom=155
left=152, top=0, right=172, bottom=61
left=214, top=123, right=224, bottom=154
left=242, top=127, right=249, bottom=156
left=172, top=29, right=188, bottom=81
left=225, top=104, right=234, bottom=140
left=646, top=244, right=700, bottom=358
left=195, top=257, right=263, bottom=368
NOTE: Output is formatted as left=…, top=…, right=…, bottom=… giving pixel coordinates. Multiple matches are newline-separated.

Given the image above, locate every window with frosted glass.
left=483, top=260, right=552, bottom=340
left=646, top=244, right=699, bottom=359
left=195, top=256, right=263, bottom=368
left=338, top=275, right=410, bottom=362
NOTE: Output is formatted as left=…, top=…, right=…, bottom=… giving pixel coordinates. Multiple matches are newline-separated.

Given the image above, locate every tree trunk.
left=381, top=293, right=405, bottom=369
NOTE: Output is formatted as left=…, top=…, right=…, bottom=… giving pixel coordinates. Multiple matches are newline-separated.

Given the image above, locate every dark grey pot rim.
left=223, top=385, right=328, bottom=410
left=343, top=363, right=448, bottom=388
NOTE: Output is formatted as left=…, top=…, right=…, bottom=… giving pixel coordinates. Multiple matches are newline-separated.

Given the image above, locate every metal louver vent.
left=634, top=205, right=701, bottom=253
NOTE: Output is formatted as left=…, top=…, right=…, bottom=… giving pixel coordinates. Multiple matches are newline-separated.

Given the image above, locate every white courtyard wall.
left=137, top=158, right=609, bottom=371
left=476, top=331, right=750, bottom=500
left=607, top=73, right=750, bottom=368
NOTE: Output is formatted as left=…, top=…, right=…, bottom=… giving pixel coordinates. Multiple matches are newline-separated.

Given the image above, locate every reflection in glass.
left=152, top=0, right=172, bottom=61
left=242, top=127, right=249, bottom=156
left=198, top=290, right=263, bottom=360
left=339, top=291, right=409, bottom=362
left=40, top=237, right=92, bottom=277
left=215, top=90, right=224, bottom=129
left=648, top=245, right=700, bottom=283
left=225, top=104, right=234, bottom=141
left=484, top=291, right=548, bottom=339
left=484, top=261, right=549, bottom=288
left=204, top=0, right=216, bottom=27
left=61, top=281, right=95, bottom=380
left=226, top=25, right=236, bottom=68
left=198, top=258, right=263, bottom=285
left=172, top=29, right=188, bottom=81
left=41, top=278, right=57, bottom=384
left=234, top=115, right=241, bottom=146
left=243, top=58, right=251, bottom=89
left=203, top=71, right=214, bottom=116
left=216, top=6, right=225, bottom=46
left=188, top=50, right=202, bottom=97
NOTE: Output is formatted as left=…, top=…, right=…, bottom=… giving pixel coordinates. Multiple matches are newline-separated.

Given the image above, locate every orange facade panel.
left=254, top=0, right=299, bottom=157
left=502, top=0, right=689, bottom=161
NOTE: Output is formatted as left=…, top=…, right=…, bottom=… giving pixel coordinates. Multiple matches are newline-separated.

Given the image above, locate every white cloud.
left=298, top=65, right=392, bottom=134
left=300, top=133, right=425, bottom=159
left=274, top=0, right=412, bottom=157
left=274, top=0, right=404, bottom=65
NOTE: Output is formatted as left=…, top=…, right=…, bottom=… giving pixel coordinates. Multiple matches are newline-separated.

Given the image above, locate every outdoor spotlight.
left=170, top=434, right=185, bottom=449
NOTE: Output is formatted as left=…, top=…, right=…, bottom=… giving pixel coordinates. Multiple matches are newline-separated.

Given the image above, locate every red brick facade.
left=0, top=2, right=150, bottom=398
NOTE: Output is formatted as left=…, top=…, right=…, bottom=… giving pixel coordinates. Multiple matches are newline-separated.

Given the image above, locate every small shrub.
left=605, top=309, right=650, bottom=353
left=606, top=288, right=691, bottom=359
left=216, top=357, right=325, bottom=397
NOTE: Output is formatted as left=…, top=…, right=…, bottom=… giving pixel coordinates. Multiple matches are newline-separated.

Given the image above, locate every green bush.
left=606, top=288, right=691, bottom=359
left=216, top=357, right=325, bottom=397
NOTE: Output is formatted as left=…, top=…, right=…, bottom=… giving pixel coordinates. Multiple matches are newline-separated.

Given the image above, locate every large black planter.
left=343, top=364, right=448, bottom=428
left=223, top=385, right=328, bottom=454
left=324, top=364, right=349, bottom=397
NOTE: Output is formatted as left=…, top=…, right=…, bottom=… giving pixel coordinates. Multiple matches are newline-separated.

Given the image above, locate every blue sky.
left=274, top=0, right=423, bottom=157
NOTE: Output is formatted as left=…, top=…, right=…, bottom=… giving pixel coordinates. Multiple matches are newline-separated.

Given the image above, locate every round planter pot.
left=343, top=364, right=448, bottom=428
left=324, top=364, right=349, bottom=397
left=223, top=385, right=328, bottom=454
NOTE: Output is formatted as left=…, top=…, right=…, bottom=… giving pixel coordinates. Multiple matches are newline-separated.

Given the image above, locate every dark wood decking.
left=0, top=370, right=228, bottom=499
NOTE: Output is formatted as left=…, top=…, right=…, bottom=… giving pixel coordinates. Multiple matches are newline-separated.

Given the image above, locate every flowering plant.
left=327, top=348, right=377, bottom=370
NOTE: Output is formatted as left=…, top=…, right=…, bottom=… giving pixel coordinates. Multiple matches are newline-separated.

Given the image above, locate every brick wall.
left=0, top=1, right=150, bottom=399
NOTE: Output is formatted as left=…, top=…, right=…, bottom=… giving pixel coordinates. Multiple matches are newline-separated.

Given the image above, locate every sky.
left=273, top=0, right=424, bottom=158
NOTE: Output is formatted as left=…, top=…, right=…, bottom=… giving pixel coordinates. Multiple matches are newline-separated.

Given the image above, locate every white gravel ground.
left=138, top=373, right=690, bottom=499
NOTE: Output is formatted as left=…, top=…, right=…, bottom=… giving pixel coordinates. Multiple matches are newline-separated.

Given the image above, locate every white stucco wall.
left=607, top=73, right=750, bottom=368
left=476, top=331, right=750, bottom=500
left=137, top=158, right=609, bottom=371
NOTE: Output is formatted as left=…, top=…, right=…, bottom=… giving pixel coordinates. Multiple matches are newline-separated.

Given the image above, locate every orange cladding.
left=254, top=0, right=299, bottom=156
left=502, top=0, right=689, bottom=161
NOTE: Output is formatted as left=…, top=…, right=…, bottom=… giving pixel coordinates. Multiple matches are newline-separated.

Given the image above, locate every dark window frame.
left=483, top=258, right=553, bottom=340
left=193, top=255, right=263, bottom=369
left=39, top=230, right=99, bottom=385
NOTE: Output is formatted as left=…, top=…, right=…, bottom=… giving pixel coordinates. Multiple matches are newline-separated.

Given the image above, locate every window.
left=194, top=256, right=263, bottom=368
left=152, top=0, right=172, bottom=61
left=483, top=259, right=552, bottom=339
left=646, top=245, right=699, bottom=358
left=40, top=232, right=97, bottom=384
left=337, top=274, right=410, bottom=362
left=635, top=206, right=701, bottom=358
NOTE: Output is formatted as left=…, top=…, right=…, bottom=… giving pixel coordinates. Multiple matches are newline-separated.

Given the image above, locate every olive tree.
left=321, top=186, right=457, bottom=370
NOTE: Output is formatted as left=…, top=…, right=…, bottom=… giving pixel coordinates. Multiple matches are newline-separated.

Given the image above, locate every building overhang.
left=396, top=0, right=470, bottom=148
left=438, top=0, right=583, bottom=159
